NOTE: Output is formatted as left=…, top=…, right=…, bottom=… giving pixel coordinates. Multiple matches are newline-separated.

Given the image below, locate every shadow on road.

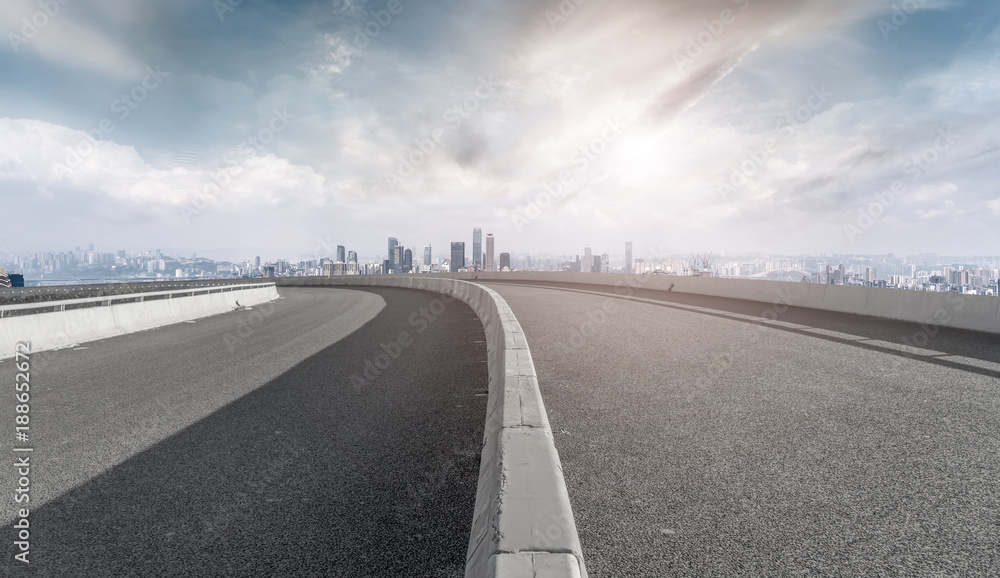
left=485, top=280, right=1000, bottom=379
left=4, top=287, right=487, bottom=578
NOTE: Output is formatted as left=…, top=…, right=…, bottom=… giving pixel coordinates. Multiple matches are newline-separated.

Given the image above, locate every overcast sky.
left=1, top=0, right=998, bottom=261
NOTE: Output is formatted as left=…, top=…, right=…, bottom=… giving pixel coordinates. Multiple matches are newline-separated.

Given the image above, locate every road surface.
left=1, top=286, right=488, bottom=577
left=484, top=280, right=1000, bottom=578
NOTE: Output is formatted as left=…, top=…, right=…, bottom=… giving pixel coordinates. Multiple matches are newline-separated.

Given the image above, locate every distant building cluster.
left=3, top=241, right=998, bottom=297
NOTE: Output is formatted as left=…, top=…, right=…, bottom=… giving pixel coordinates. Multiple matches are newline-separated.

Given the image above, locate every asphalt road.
left=483, top=280, right=1000, bottom=578
left=1, top=286, right=488, bottom=577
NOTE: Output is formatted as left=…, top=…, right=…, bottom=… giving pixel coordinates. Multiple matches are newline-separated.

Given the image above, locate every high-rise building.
left=499, top=252, right=511, bottom=271
left=485, top=234, right=495, bottom=272
left=254, top=256, right=261, bottom=270
left=473, top=228, right=482, bottom=270
left=336, top=245, right=346, bottom=263
left=403, top=249, right=412, bottom=273
left=423, top=244, right=432, bottom=269
left=583, top=247, right=592, bottom=273
left=451, top=242, right=465, bottom=272
left=393, top=246, right=403, bottom=273
left=348, top=251, right=358, bottom=264
left=625, top=242, right=633, bottom=274
left=388, top=237, right=399, bottom=269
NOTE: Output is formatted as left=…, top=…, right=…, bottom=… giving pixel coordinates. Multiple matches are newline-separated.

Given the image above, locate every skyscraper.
left=499, top=252, right=511, bottom=271
left=582, top=247, right=592, bottom=273
left=473, top=228, right=482, bottom=270
left=403, top=249, right=412, bottom=273
left=451, top=242, right=465, bottom=272
left=485, top=234, right=495, bottom=272
left=336, top=245, right=346, bottom=263
left=393, top=246, right=403, bottom=273
left=348, top=251, right=358, bottom=264
left=625, top=242, right=633, bottom=274
left=388, top=237, right=399, bottom=269
left=423, top=244, right=432, bottom=269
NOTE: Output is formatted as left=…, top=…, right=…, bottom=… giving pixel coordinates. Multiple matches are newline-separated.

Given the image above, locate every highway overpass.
left=2, top=273, right=997, bottom=576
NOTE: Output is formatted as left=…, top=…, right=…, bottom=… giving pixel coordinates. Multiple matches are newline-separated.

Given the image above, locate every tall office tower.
left=583, top=247, right=592, bottom=273
left=473, top=228, right=482, bottom=270
left=403, top=249, right=412, bottom=273
left=388, top=237, right=399, bottom=269
left=499, top=252, right=511, bottom=271
left=625, top=242, right=633, bottom=274
left=451, top=242, right=465, bottom=272
left=255, top=256, right=261, bottom=270
left=423, top=245, right=432, bottom=269
left=866, top=267, right=876, bottom=283
left=348, top=251, right=358, bottom=264
left=336, top=245, right=346, bottom=263
left=593, top=255, right=602, bottom=273
left=485, top=234, right=495, bottom=271
left=393, top=246, right=403, bottom=273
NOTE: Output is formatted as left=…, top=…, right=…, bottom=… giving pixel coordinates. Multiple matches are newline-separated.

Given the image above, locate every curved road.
left=484, top=280, right=1000, bottom=578
left=1, top=286, right=487, bottom=577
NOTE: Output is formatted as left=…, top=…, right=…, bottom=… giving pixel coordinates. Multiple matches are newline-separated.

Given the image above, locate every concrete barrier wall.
left=275, top=277, right=587, bottom=578
left=0, top=285, right=279, bottom=360
left=423, top=272, right=1000, bottom=334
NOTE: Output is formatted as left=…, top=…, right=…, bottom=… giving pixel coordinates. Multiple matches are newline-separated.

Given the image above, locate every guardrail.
left=0, top=283, right=276, bottom=318
left=0, top=279, right=269, bottom=305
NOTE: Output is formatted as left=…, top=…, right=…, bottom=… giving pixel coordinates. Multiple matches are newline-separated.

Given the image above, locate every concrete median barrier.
left=275, top=277, right=587, bottom=578
left=425, top=271, right=1000, bottom=335
left=0, top=284, right=279, bottom=360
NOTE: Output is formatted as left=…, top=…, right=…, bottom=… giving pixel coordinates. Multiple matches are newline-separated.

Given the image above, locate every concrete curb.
left=275, top=277, right=587, bottom=578
left=0, top=285, right=279, bottom=360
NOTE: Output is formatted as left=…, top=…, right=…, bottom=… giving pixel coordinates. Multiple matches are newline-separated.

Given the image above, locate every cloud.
left=1, top=0, right=998, bottom=257
left=0, top=0, right=146, bottom=78
left=0, top=118, right=329, bottom=221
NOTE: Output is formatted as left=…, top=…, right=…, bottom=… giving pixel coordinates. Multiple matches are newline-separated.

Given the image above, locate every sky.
left=1, top=0, right=998, bottom=262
